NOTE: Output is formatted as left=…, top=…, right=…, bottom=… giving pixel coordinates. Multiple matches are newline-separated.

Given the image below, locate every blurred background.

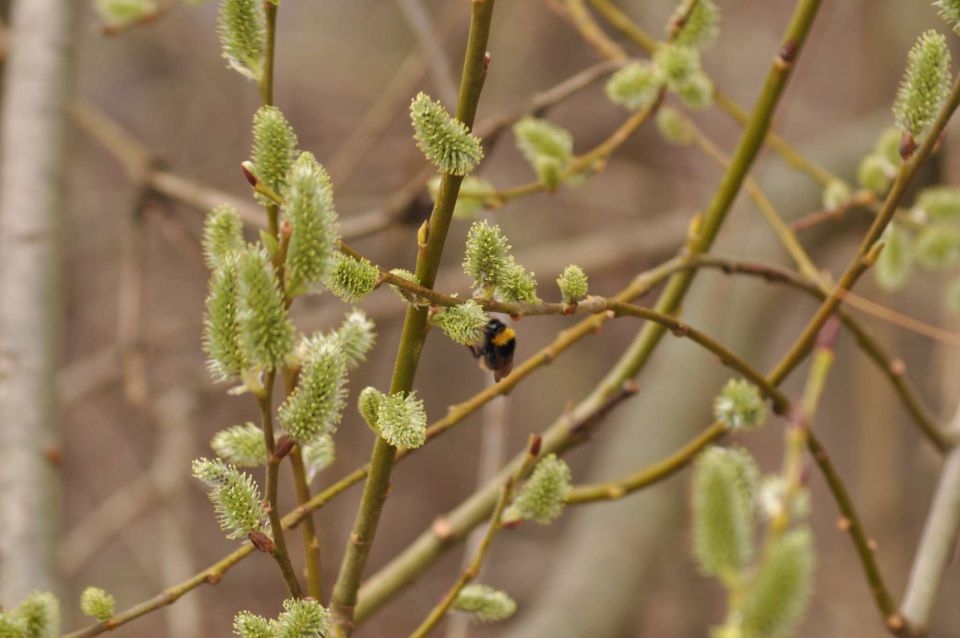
left=1, top=0, right=959, bottom=635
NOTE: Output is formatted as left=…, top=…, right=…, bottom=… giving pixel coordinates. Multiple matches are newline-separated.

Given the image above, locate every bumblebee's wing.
left=493, top=358, right=513, bottom=382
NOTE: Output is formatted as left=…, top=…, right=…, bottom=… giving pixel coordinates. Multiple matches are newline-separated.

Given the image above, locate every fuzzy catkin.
left=894, top=30, right=951, bottom=140
left=192, top=458, right=265, bottom=539
left=211, top=422, right=265, bottom=467
left=410, top=92, right=483, bottom=175
left=203, top=255, right=247, bottom=382
left=251, top=106, right=298, bottom=204
left=505, top=454, right=571, bottom=524
left=691, top=446, right=758, bottom=584
left=217, top=0, right=264, bottom=81
left=283, top=152, right=340, bottom=293
left=278, top=336, right=347, bottom=443
left=236, top=249, right=295, bottom=372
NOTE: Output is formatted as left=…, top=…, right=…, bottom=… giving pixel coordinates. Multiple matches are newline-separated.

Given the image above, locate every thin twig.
left=256, top=374, right=303, bottom=598
left=408, top=437, right=541, bottom=638
left=584, top=0, right=836, bottom=187
left=329, top=3, right=497, bottom=635
left=396, top=0, right=458, bottom=106
left=666, top=112, right=949, bottom=449
left=56, top=254, right=683, bottom=638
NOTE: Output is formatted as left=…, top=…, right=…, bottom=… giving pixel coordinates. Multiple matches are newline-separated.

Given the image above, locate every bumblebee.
left=469, top=318, right=516, bottom=382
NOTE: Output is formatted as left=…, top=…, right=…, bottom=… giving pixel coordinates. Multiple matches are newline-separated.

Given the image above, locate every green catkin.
left=713, top=379, right=767, bottom=432
left=358, top=386, right=386, bottom=433
left=605, top=61, right=664, bottom=111
left=388, top=268, right=428, bottom=305
left=758, top=476, right=811, bottom=523
left=325, top=252, right=380, bottom=302
left=251, top=106, right=298, bottom=205
left=0, top=614, right=25, bottom=638
left=915, top=186, right=960, bottom=221
left=332, top=308, right=376, bottom=369
left=410, top=92, right=483, bottom=175
left=202, top=205, right=245, bottom=270
left=79, top=588, right=115, bottom=623
left=463, top=220, right=511, bottom=294
left=856, top=153, right=894, bottom=195
left=452, top=584, right=518, bottom=623
left=653, top=43, right=702, bottom=90
left=691, top=446, right=758, bottom=585
left=203, top=255, right=247, bottom=382
left=914, top=223, right=960, bottom=270
left=557, top=264, right=589, bottom=304
left=302, top=434, right=335, bottom=482
left=95, top=0, right=157, bottom=29
left=676, top=71, right=714, bottom=110
left=14, top=592, right=60, bottom=638
left=670, top=0, right=721, bottom=49
left=821, top=180, right=851, bottom=211
left=874, top=126, right=903, bottom=166
left=278, top=336, right=347, bottom=443
left=211, top=422, right=265, bottom=467
left=739, top=528, right=814, bottom=638
left=513, top=117, right=574, bottom=188
left=192, top=458, right=265, bottom=539
left=273, top=598, right=329, bottom=638
left=875, top=224, right=914, bottom=291
left=655, top=107, right=695, bottom=145
left=237, top=248, right=295, bottom=372
left=217, top=0, right=265, bottom=81
left=498, top=258, right=540, bottom=303
left=893, top=30, right=952, bottom=140
left=377, top=391, right=428, bottom=449
left=233, top=611, right=273, bottom=638
left=935, top=0, right=960, bottom=34
left=283, top=152, right=341, bottom=293
left=431, top=300, right=489, bottom=346
left=428, top=175, right=498, bottom=219
left=505, top=454, right=572, bottom=525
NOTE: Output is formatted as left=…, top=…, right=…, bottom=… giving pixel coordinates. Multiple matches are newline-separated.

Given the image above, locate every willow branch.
left=56, top=253, right=681, bottom=638
left=807, top=423, right=901, bottom=629
left=329, top=3, right=497, bottom=635
left=356, top=2, right=826, bottom=619
left=669, top=112, right=949, bottom=450
left=281, top=366, right=324, bottom=601
left=289, top=447, right=323, bottom=601
left=256, top=374, right=303, bottom=598
left=396, top=0, right=458, bottom=105
left=584, top=0, right=836, bottom=187
left=479, top=99, right=661, bottom=206
left=72, top=58, right=616, bottom=241
left=408, top=437, right=540, bottom=638
left=767, top=72, right=960, bottom=389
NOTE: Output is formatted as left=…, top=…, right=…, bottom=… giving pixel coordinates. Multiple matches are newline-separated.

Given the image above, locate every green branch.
left=328, top=3, right=497, bottom=635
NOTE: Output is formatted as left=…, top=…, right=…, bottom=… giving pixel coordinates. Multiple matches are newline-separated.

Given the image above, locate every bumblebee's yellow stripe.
left=491, top=327, right=515, bottom=346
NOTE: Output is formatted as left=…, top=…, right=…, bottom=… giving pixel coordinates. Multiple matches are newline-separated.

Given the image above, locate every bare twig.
left=396, top=0, right=458, bottom=106
left=409, top=437, right=541, bottom=638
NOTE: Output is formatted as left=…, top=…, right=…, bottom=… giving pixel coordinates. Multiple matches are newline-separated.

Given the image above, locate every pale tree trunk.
left=0, top=0, right=80, bottom=603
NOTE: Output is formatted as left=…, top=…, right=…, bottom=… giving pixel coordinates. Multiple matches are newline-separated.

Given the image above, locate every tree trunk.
left=0, top=0, right=80, bottom=603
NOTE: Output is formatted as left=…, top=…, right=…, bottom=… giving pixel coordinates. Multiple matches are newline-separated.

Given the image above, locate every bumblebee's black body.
left=469, top=318, right=516, bottom=382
